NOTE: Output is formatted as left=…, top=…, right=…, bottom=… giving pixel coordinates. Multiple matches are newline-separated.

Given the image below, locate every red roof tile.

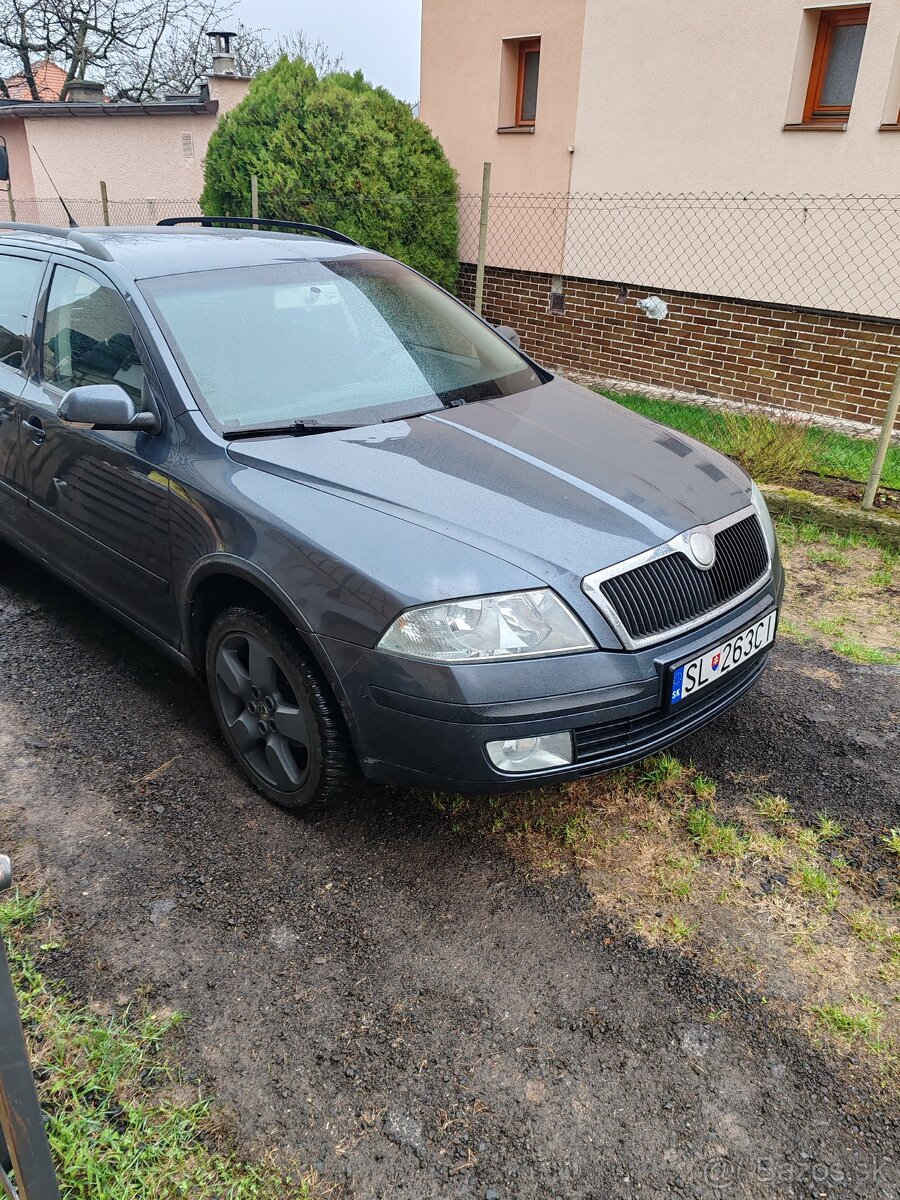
left=5, top=61, right=68, bottom=101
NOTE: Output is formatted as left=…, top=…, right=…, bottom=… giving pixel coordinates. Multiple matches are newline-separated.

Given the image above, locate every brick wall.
left=458, top=264, right=900, bottom=429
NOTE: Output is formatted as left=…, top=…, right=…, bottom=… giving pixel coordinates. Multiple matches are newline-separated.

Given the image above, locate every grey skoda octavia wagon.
left=0, top=218, right=782, bottom=809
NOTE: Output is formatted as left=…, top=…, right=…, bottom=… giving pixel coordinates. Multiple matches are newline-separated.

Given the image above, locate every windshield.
left=140, top=256, right=543, bottom=432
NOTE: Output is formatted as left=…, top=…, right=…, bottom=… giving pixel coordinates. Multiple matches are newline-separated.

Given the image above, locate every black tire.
left=205, top=605, right=357, bottom=809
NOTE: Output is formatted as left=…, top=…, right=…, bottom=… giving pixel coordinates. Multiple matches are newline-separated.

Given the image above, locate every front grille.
left=598, top=514, right=768, bottom=642
left=573, top=651, right=767, bottom=767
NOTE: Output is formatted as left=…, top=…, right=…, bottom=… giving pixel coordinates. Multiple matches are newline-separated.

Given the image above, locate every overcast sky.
left=233, top=0, right=422, bottom=102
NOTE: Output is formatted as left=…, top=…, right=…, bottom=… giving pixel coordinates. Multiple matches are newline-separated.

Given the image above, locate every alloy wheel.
left=213, top=632, right=312, bottom=792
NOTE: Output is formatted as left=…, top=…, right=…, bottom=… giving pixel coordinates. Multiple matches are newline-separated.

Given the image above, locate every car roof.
left=0, top=225, right=375, bottom=279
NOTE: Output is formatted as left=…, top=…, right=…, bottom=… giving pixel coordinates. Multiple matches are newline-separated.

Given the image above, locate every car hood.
left=226, top=376, right=751, bottom=583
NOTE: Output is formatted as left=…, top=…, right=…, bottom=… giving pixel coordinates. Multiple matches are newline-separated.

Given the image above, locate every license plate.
left=669, top=610, right=777, bottom=706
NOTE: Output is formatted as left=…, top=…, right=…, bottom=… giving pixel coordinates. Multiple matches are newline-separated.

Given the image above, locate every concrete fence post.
left=863, top=362, right=900, bottom=510
left=474, top=161, right=492, bottom=317
left=99, top=180, right=110, bottom=226
left=5, top=183, right=15, bottom=223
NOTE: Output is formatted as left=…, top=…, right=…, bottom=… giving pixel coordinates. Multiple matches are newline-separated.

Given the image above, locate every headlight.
left=378, top=589, right=596, bottom=662
left=750, top=481, right=777, bottom=557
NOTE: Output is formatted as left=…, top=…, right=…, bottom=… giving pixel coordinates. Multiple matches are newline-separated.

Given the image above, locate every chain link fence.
left=6, top=188, right=899, bottom=498
left=458, top=192, right=900, bottom=322
left=10, top=189, right=899, bottom=321
left=7, top=195, right=201, bottom=225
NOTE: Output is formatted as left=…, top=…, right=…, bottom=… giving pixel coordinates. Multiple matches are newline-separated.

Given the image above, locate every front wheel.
left=205, top=606, right=357, bottom=809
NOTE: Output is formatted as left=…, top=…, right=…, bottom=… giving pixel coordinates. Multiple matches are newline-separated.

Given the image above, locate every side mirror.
left=58, top=384, right=159, bottom=433
left=495, top=325, right=521, bottom=349
left=0, top=142, right=9, bottom=185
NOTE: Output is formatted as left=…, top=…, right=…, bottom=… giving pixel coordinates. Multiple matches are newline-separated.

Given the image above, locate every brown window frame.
left=515, top=38, right=541, bottom=126
left=803, top=5, right=869, bottom=124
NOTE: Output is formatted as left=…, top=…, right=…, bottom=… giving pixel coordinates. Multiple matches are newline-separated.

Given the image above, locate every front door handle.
left=22, top=416, right=45, bottom=445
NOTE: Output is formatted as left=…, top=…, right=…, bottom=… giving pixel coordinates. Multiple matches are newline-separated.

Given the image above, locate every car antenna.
left=30, top=144, right=78, bottom=228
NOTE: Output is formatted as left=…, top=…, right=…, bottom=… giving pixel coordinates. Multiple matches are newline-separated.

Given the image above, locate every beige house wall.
left=570, top=0, right=900, bottom=195
left=420, top=0, right=588, bottom=271
left=564, top=1, right=900, bottom=314
left=22, top=112, right=212, bottom=204
left=0, top=120, right=35, bottom=199
left=5, top=73, right=250, bottom=213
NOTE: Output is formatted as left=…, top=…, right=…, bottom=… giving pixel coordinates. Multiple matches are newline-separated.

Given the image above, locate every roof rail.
left=156, top=215, right=360, bottom=246
left=0, top=222, right=114, bottom=261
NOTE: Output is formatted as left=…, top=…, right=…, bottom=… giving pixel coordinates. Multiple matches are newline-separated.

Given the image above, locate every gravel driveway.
left=1, top=547, right=898, bottom=1199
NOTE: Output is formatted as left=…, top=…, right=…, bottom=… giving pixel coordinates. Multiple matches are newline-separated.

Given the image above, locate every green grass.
left=639, top=753, right=686, bottom=789
left=560, top=808, right=597, bottom=850
left=638, top=753, right=686, bottom=792
left=816, top=813, right=843, bottom=842
left=692, top=774, right=717, bottom=802
left=812, top=1001, right=883, bottom=1041
left=792, top=862, right=840, bottom=911
left=752, top=793, right=792, bottom=825
left=790, top=826, right=822, bottom=853
left=807, top=547, right=848, bottom=567
left=603, top=392, right=900, bottom=490
left=811, top=615, right=847, bottom=637
left=811, top=1000, right=899, bottom=1078
left=882, top=829, right=900, bottom=857
left=1, top=891, right=306, bottom=1200
left=684, top=805, right=749, bottom=859
left=656, top=855, right=698, bottom=900
left=798, top=521, right=826, bottom=543
left=848, top=909, right=900, bottom=953
left=661, top=914, right=696, bottom=944
left=831, top=640, right=900, bottom=665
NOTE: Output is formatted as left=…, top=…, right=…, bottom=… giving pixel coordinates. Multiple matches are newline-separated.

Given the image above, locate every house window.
left=803, top=6, right=869, bottom=123
left=516, top=38, right=541, bottom=125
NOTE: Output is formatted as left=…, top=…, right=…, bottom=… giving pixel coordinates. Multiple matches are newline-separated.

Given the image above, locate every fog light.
left=485, top=732, right=574, bottom=774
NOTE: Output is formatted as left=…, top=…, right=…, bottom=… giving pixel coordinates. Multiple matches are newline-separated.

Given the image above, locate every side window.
left=42, top=265, right=144, bottom=402
left=0, top=253, right=43, bottom=371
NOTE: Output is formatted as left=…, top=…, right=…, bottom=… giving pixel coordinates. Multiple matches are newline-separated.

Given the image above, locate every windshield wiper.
left=224, top=419, right=371, bottom=440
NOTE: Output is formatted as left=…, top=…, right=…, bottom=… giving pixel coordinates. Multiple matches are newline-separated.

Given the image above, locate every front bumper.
left=317, top=564, right=784, bottom=792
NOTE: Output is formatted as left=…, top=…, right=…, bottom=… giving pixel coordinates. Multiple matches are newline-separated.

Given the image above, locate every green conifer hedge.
left=201, top=59, right=460, bottom=290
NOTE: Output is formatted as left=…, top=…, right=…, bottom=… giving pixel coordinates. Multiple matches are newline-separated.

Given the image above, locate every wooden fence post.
left=474, top=161, right=491, bottom=317
left=250, top=174, right=259, bottom=228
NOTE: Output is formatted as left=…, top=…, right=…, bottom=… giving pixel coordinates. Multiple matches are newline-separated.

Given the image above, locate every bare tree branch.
left=0, top=0, right=344, bottom=102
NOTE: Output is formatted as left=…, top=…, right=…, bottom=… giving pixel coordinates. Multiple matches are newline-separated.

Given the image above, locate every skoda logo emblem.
left=688, top=530, right=716, bottom=569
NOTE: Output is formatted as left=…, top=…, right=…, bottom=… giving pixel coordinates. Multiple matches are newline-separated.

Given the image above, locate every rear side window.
left=0, top=253, right=43, bottom=371
left=42, top=265, right=144, bottom=402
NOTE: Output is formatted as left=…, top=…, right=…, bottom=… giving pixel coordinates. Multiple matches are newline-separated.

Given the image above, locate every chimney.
left=207, top=30, right=238, bottom=76
left=66, top=79, right=105, bottom=103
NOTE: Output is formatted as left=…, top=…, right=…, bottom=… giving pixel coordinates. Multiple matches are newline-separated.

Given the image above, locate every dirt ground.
left=794, top=472, right=900, bottom=515
left=1, top=545, right=899, bottom=1199
left=775, top=519, right=900, bottom=661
